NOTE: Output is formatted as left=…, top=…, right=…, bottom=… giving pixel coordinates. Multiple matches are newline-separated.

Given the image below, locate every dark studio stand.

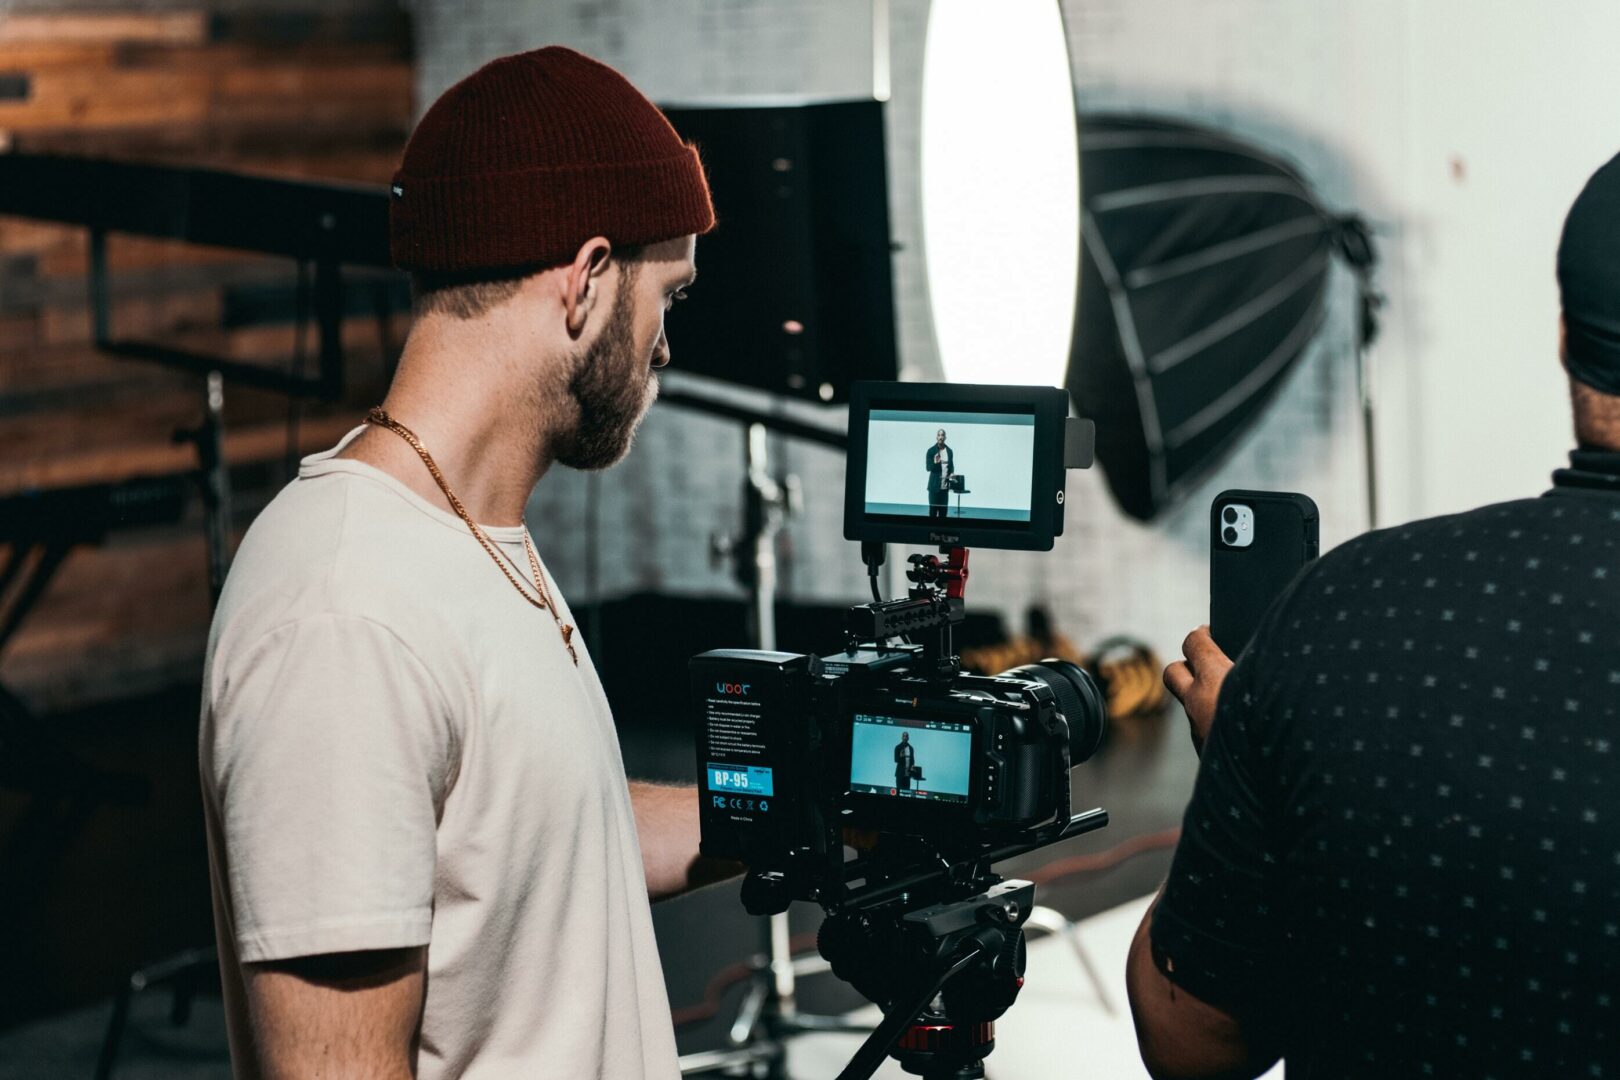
left=947, top=474, right=970, bottom=519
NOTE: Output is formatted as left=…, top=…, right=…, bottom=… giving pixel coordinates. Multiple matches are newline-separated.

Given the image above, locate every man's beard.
left=552, top=281, right=659, bottom=471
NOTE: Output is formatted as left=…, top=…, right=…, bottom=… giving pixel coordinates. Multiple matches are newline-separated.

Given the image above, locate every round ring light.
left=921, top=0, right=1081, bottom=387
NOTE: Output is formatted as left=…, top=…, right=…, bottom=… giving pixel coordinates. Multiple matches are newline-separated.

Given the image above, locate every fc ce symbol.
left=710, top=796, right=769, bottom=812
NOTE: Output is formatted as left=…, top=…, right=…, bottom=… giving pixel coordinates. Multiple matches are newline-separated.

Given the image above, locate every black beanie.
left=1557, top=150, right=1620, bottom=395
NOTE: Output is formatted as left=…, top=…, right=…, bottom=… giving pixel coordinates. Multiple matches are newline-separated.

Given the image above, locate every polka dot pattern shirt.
left=1152, top=451, right=1620, bottom=1078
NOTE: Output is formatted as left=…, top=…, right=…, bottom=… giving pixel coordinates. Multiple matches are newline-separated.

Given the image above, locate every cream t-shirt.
left=199, top=427, right=679, bottom=1080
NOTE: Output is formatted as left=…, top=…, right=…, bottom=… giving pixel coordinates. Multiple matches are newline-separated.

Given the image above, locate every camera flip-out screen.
left=844, top=381, right=1071, bottom=551
left=850, top=714, right=973, bottom=804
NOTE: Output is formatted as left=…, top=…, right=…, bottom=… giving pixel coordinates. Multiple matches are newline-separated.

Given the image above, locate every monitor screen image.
left=862, top=408, right=1036, bottom=524
left=849, top=714, right=973, bottom=803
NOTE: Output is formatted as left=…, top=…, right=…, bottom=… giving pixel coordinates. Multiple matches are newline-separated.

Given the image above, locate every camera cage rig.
left=698, top=383, right=1106, bottom=1079
left=736, top=539, right=1109, bottom=1080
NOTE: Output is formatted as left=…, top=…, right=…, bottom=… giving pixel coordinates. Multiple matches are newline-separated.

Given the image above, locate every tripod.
left=815, top=806, right=1108, bottom=1080
left=823, top=880, right=1032, bottom=1080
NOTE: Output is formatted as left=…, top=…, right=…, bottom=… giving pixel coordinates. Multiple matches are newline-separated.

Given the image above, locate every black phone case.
left=1210, top=489, right=1320, bottom=657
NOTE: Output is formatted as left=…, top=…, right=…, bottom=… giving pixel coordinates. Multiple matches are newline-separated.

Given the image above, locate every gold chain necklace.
left=363, top=407, right=578, bottom=665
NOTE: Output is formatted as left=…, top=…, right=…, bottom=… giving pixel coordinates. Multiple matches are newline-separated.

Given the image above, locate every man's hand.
left=1162, top=626, right=1233, bottom=755
left=244, top=948, right=425, bottom=1080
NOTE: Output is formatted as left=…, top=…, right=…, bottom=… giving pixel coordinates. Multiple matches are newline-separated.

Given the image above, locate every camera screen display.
left=848, top=714, right=972, bottom=803
left=862, top=408, right=1036, bottom=524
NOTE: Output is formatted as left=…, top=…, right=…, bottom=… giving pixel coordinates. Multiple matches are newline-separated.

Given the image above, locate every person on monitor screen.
left=926, top=428, right=955, bottom=520
left=1132, top=149, right=1620, bottom=1078
left=198, top=47, right=732, bottom=1080
left=894, top=731, right=916, bottom=791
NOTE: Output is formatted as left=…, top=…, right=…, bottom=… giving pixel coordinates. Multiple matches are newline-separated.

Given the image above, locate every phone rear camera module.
left=1220, top=503, right=1255, bottom=548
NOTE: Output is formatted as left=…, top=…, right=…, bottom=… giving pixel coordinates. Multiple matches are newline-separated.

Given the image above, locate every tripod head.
left=820, top=880, right=1035, bottom=1080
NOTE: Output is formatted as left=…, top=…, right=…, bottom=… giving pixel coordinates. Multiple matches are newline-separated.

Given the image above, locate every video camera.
left=691, top=382, right=1110, bottom=1080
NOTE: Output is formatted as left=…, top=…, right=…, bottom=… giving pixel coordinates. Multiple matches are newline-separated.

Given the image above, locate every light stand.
left=695, top=411, right=876, bottom=1078
left=1336, top=216, right=1384, bottom=530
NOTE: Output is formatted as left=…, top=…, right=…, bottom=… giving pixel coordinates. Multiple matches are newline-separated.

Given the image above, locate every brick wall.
left=0, top=3, right=414, bottom=709
left=413, top=0, right=1620, bottom=664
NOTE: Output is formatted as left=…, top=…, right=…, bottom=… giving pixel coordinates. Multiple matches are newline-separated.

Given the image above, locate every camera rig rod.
left=837, top=808, right=1109, bottom=913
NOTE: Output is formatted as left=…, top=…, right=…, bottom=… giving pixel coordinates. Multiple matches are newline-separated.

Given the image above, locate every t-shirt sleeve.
left=204, top=613, right=457, bottom=963
left=1148, top=564, right=1318, bottom=1015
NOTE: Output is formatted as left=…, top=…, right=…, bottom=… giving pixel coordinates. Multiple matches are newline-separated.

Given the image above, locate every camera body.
left=693, top=640, right=1081, bottom=909
left=691, top=382, right=1108, bottom=917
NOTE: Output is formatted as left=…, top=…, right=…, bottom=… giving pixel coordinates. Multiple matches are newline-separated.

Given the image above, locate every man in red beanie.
left=200, top=47, right=720, bottom=1079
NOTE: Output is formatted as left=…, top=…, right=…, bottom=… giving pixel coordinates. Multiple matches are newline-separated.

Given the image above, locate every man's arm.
left=1123, top=626, right=1276, bottom=1079
left=243, top=948, right=426, bottom=1080
left=629, top=780, right=742, bottom=901
left=1125, top=895, right=1273, bottom=1080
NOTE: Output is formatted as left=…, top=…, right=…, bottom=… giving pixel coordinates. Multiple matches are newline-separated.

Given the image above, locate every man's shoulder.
left=211, top=473, right=447, bottom=656
left=1313, top=496, right=1551, bottom=577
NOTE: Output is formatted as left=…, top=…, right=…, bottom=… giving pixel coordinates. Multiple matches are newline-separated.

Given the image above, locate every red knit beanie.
left=389, top=46, right=716, bottom=273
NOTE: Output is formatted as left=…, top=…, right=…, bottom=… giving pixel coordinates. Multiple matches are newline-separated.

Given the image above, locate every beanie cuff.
left=1565, top=313, right=1620, bottom=396
left=389, top=145, right=716, bottom=273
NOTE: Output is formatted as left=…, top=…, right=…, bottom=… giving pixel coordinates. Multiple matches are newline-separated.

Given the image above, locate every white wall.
left=411, top=0, right=1620, bottom=664
left=1063, top=0, right=1620, bottom=522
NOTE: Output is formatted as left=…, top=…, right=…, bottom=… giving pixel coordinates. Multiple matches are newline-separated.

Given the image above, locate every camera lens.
left=1222, top=506, right=1237, bottom=525
left=1223, top=526, right=1238, bottom=545
left=998, top=659, right=1107, bottom=765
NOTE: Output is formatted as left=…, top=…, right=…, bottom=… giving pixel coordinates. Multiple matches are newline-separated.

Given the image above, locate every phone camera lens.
left=1223, top=526, right=1238, bottom=545
left=1222, top=506, right=1238, bottom=525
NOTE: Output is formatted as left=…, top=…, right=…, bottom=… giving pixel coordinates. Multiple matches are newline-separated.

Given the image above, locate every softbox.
left=1069, top=114, right=1375, bottom=522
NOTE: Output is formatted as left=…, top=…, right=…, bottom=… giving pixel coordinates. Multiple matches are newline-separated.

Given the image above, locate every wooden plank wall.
left=0, top=8, right=415, bottom=711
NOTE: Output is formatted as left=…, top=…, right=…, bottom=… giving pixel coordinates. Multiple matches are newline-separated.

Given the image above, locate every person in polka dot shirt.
left=1127, top=150, right=1620, bottom=1078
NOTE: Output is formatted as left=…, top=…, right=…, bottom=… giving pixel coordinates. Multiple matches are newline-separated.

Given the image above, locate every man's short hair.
left=409, top=244, right=647, bottom=320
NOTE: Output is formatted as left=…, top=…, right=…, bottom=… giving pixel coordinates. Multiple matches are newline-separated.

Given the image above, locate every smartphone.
left=1210, top=489, right=1319, bottom=657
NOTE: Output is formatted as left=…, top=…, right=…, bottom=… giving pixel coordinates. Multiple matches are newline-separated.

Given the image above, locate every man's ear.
left=1559, top=314, right=1568, bottom=365
left=563, top=236, right=615, bottom=338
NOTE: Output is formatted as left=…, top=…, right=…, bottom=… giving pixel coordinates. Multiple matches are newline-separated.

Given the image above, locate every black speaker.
left=661, top=99, right=898, bottom=403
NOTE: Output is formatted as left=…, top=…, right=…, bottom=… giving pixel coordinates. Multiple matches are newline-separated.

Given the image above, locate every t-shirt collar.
left=298, top=425, right=532, bottom=544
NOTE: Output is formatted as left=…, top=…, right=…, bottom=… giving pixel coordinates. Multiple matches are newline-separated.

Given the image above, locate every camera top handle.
left=852, top=541, right=971, bottom=684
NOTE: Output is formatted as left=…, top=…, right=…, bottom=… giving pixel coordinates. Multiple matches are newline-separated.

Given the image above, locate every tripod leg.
left=1067, top=933, right=1116, bottom=1017
left=728, top=974, right=770, bottom=1046
left=1023, top=905, right=1115, bottom=1016
left=95, top=978, right=135, bottom=1080
left=834, top=946, right=986, bottom=1080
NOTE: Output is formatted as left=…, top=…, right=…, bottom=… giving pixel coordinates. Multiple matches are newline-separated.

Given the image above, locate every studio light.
left=921, top=0, right=1081, bottom=387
